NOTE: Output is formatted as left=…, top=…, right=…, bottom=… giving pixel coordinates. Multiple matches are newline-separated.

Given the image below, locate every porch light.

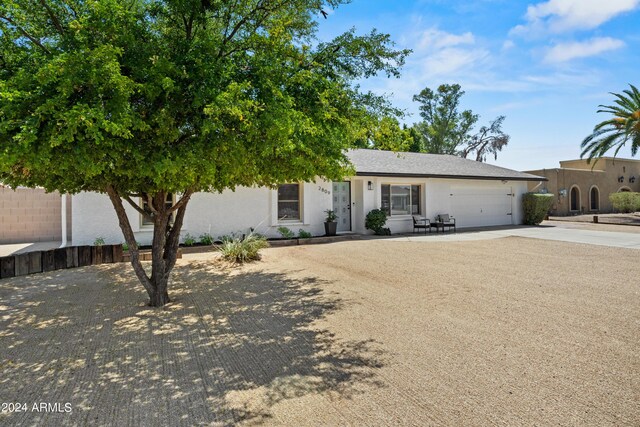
left=368, top=181, right=373, bottom=190
left=630, top=176, right=636, bottom=183
left=618, top=176, right=625, bottom=183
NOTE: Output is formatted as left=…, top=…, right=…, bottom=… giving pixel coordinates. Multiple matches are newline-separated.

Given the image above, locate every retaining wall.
left=0, top=244, right=123, bottom=279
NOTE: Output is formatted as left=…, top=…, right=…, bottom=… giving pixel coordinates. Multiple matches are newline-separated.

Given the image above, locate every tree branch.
left=164, top=190, right=192, bottom=273
left=217, top=0, right=274, bottom=58
left=0, top=15, right=51, bottom=54
left=123, top=194, right=152, bottom=220
left=106, top=185, right=154, bottom=294
left=61, top=0, right=79, bottom=19
left=182, top=13, right=193, bottom=40
left=145, top=192, right=158, bottom=215
left=39, top=0, right=65, bottom=35
left=167, top=189, right=193, bottom=214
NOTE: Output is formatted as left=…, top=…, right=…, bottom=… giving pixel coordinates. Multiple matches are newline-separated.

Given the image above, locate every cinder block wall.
left=0, top=186, right=69, bottom=244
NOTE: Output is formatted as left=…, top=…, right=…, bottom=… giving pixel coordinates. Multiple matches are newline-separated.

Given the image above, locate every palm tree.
left=581, top=84, right=640, bottom=162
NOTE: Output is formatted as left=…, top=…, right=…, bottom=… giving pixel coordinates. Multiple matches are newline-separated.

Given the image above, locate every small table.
left=430, top=221, right=444, bottom=233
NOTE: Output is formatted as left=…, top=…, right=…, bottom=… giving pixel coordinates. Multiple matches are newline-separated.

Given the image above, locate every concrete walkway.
left=387, top=221, right=640, bottom=249
left=0, top=241, right=62, bottom=257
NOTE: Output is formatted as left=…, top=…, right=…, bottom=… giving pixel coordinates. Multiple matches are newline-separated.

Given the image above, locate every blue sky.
left=316, top=0, right=640, bottom=171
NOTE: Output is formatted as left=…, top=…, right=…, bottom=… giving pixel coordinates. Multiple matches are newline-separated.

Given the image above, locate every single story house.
left=71, top=149, right=545, bottom=245
left=525, top=157, right=640, bottom=215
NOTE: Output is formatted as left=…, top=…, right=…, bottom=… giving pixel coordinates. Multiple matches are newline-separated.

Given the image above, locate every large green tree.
left=412, top=83, right=478, bottom=155
left=0, top=0, right=408, bottom=306
left=411, top=83, right=509, bottom=161
left=581, top=84, right=640, bottom=161
left=458, top=115, right=509, bottom=162
left=353, top=116, right=414, bottom=152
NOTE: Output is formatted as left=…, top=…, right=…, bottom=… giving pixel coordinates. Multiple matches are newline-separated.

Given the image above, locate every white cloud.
left=357, top=27, right=490, bottom=118
left=502, top=40, right=516, bottom=50
left=544, top=37, right=625, bottom=63
left=406, top=27, right=489, bottom=79
left=420, top=47, right=490, bottom=77
left=521, top=71, right=602, bottom=87
left=417, top=28, right=475, bottom=50
left=511, top=0, right=640, bottom=35
left=486, top=100, right=535, bottom=113
left=463, top=69, right=602, bottom=93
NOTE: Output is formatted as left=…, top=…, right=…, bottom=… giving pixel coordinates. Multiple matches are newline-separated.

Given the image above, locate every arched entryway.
left=589, top=186, right=600, bottom=211
left=618, top=187, right=632, bottom=192
left=570, top=186, right=580, bottom=212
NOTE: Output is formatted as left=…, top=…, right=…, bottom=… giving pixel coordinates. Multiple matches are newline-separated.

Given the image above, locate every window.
left=278, top=184, right=301, bottom=221
left=141, top=193, right=174, bottom=226
left=381, top=184, right=421, bottom=216
left=590, top=187, right=599, bottom=211
left=570, top=186, right=580, bottom=211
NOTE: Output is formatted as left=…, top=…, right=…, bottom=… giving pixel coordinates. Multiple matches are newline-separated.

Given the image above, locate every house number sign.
left=317, top=186, right=330, bottom=194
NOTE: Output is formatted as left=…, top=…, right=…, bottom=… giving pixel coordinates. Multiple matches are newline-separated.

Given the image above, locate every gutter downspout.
left=60, top=193, right=67, bottom=248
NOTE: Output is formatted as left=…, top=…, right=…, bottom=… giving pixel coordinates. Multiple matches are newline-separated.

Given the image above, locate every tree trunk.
left=149, top=288, right=170, bottom=306
left=106, top=186, right=192, bottom=307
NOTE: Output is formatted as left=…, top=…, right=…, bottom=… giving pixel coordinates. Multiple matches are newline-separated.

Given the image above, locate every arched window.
left=570, top=186, right=580, bottom=212
left=619, top=187, right=631, bottom=192
left=589, top=186, right=599, bottom=211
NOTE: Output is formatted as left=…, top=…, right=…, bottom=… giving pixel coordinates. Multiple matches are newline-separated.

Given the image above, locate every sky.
left=315, top=0, right=640, bottom=171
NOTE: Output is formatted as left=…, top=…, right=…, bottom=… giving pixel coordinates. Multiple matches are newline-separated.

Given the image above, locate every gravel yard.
left=1, top=235, right=638, bottom=426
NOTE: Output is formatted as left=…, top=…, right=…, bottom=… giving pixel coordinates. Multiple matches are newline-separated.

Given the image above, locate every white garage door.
left=450, top=186, right=513, bottom=227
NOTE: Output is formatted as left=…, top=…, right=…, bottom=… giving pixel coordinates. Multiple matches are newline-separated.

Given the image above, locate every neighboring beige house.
left=525, top=157, right=640, bottom=215
left=0, top=185, right=71, bottom=244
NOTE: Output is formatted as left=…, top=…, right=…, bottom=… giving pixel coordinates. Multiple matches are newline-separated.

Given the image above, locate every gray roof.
left=346, top=149, right=546, bottom=181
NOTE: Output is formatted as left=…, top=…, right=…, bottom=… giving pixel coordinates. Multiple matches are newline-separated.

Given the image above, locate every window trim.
left=277, top=183, right=303, bottom=223
left=381, top=183, right=422, bottom=216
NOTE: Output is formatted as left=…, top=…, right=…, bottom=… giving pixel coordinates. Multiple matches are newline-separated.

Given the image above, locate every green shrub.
left=122, top=242, right=141, bottom=252
left=298, top=229, right=312, bottom=239
left=324, top=209, right=337, bottom=222
left=609, top=192, right=640, bottom=213
left=183, top=233, right=196, bottom=246
left=217, top=234, right=235, bottom=244
left=277, top=226, right=295, bottom=239
left=93, top=237, right=105, bottom=246
left=522, top=193, right=555, bottom=225
left=219, top=233, right=269, bottom=263
left=199, top=232, right=214, bottom=245
left=365, top=209, right=389, bottom=235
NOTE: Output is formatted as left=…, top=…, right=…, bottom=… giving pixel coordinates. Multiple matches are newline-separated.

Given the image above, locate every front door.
left=332, top=181, right=351, bottom=232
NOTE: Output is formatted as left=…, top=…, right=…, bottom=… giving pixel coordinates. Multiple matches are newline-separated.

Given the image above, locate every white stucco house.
left=71, top=149, right=546, bottom=245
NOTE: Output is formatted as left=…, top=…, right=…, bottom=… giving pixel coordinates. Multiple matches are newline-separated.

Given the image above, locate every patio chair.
left=436, top=214, right=456, bottom=232
left=412, top=216, right=431, bottom=234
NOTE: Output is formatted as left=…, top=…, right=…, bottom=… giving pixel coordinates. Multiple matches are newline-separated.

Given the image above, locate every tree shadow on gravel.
left=0, top=261, right=385, bottom=426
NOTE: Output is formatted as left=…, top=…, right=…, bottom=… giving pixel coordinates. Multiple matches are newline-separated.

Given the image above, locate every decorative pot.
left=324, top=221, right=337, bottom=236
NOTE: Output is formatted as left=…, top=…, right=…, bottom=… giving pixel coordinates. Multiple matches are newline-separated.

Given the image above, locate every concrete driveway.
left=389, top=220, right=640, bottom=249
left=1, top=235, right=638, bottom=426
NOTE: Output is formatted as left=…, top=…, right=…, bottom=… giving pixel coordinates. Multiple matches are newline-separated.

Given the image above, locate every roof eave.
left=354, top=172, right=548, bottom=182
